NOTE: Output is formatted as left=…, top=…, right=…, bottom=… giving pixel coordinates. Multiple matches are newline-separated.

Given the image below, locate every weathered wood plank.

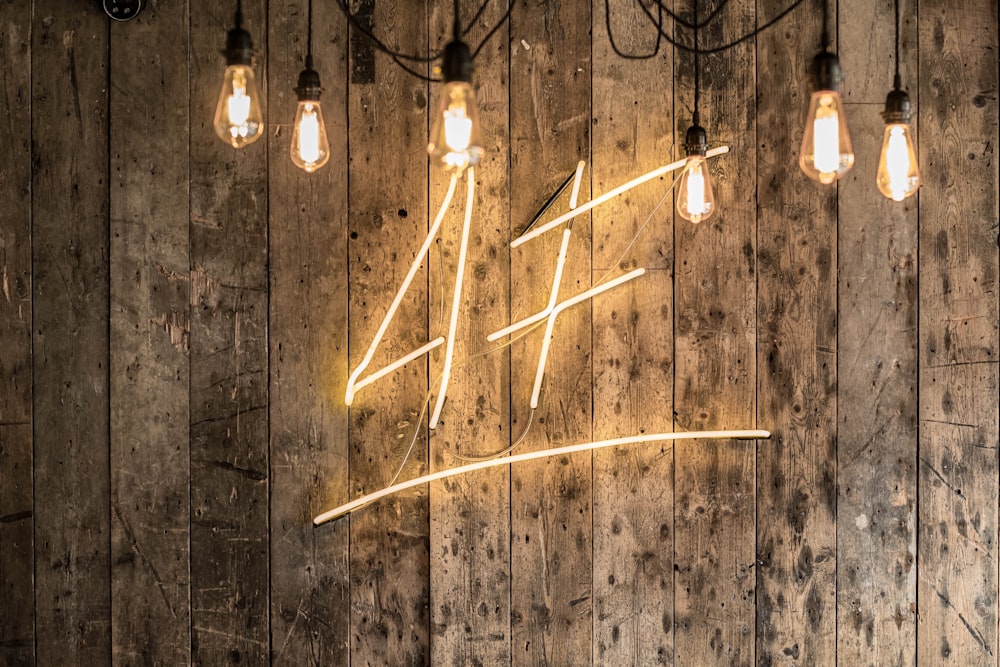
left=0, top=2, right=33, bottom=663
left=189, top=2, right=270, bottom=662
left=917, top=0, right=999, bottom=663
left=591, top=0, right=675, bottom=663
left=672, top=0, right=757, bottom=665
left=347, top=1, right=431, bottom=663
left=836, top=1, right=918, bottom=664
left=427, top=1, right=512, bottom=665
left=509, top=2, right=593, bottom=664
left=267, top=1, right=351, bottom=664
left=108, top=3, right=191, bottom=663
left=754, top=0, right=838, bottom=664
left=30, top=1, right=111, bottom=663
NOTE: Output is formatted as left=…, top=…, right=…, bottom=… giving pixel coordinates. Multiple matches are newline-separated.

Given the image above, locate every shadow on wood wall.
left=0, top=0, right=997, bottom=665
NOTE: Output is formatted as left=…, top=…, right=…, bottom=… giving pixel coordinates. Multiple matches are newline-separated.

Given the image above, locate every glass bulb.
left=428, top=81, right=483, bottom=173
left=214, top=64, right=264, bottom=148
left=676, top=156, right=715, bottom=224
left=799, top=90, right=854, bottom=184
left=290, top=101, right=330, bottom=172
left=876, top=123, right=920, bottom=201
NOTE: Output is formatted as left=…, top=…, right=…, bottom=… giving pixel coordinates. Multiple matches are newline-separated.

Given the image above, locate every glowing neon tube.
left=569, top=160, right=585, bottom=209
left=511, top=146, right=730, bottom=249
left=345, top=175, right=459, bottom=405
left=487, top=226, right=573, bottom=342
left=530, top=268, right=645, bottom=409
left=430, top=169, right=476, bottom=429
left=313, top=428, right=770, bottom=524
left=351, top=337, right=445, bottom=396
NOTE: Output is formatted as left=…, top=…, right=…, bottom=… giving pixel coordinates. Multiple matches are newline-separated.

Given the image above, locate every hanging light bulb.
left=676, top=120, right=716, bottom=224
left=214, top=2, right=264, bottom=148
left=877, top=85, right=920, bottom=201
left=428, top=39, right=483, bottom=173
left=876, top=0, right=920, bottom=201
left=800, top=51, right=853, bottom=184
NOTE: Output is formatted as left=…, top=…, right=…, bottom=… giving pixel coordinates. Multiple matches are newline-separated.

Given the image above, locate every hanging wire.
left=332, top=0, right=513, bottom=81
left=306, top=0, right=314, bottom=64
left=635, top=0, right=808, bottom=55
left=893, top=0, right=901, bottom=87
left=821, top=0, right=830, bottom=49
left=471, top=1, right=514, bottom=59
left=647, top=0, right=734, bottom=31
left=693, top=0, right=700, bottom=123
left=604, top=0, right=663, bottom=61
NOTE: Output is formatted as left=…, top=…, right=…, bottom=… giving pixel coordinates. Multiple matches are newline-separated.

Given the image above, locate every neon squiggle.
left=313, top=429, right=770, bottom=524
left=430, top=169, right=477, bottom=428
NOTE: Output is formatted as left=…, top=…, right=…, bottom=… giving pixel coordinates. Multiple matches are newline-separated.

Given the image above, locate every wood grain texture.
left=30, top=2, right=111, bottom=664
left=591, top=0, right=675, bottom=664
left=427, top=1, right=512, bottom=665
left=267, top=0, right=351, bottom=664
left=672, top=0, right=757, bottom=665
left=189, top=2, right=270, bottom=663
left=509, top=1, right=594, bottom=664
left=0, top=2, right=33, bottom=663
left=917, top=0, right=999, bottom=663
left=836, top=1, right=919, bottom=665
left=754, top=0, right=838, bottom=664
left=109, top=3, right=191, bottom=663
left=346, top=1, right=431, bottom=663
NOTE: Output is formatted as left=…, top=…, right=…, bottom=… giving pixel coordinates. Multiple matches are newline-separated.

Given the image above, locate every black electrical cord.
left=471, top=0, right=514, bottom=59
left=604, top=0, right=663, bottom=60
left=333, top=0, right=513, bottom=81
left=820, top=0, right=830, bottom=48
left=636, top=0, right=808, bottom=55
left=893, top=0, right=901, bottom=86
left=306, top=0, right=313, bottom=61
left=693, top=0, right=699, bottom=123
left=647, top=0, right=734, bottom=31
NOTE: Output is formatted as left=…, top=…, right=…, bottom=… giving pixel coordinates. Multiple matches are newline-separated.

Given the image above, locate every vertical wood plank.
left=672, top=0, right=757, bottom=665
left=837, top=1, right=919, bottom=664
left=509, top=2, right=593, bottom=664
left=189, top=2, right=270, bottom=662
left=30, top=1, right=111, bottom=663
left=591, top=0, right=676, bottom=664
left=109, top=2, right=191, bottom=663
left=427, top=1, right=512, bottom=664
left=754, top=0, right=838, bottom=664
left=267, top=0, right=351, bottom=664
left=917, top=0, right=999, bottom=663
left=0, top=2, right=33, bottom=663
left=347, top=1, right=431, bottom=663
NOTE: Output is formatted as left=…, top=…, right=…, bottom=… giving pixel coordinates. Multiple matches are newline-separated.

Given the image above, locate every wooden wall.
left=0, top=0, right=997, bottom=664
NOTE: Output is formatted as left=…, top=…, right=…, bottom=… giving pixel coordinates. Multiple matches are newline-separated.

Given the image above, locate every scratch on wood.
left=150, top=312, right=190, bottom=352
left=2, top=264, right=9, bottom=302
left=63, top=30, right=83, bottom=127
left=190, top=267, right=217, bottom=307
left=933, top=587, right=994, bottom=656
left=920, top=458, right=966, bottom=500
left=112, top=501, right=177, bottom=619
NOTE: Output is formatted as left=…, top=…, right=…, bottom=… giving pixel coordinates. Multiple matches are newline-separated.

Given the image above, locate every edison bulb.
left=428, top=81, right=483, bottom=173
left=290, top=101, right=330, bottom=172
left=876, top=123, right=920, bottom=201
left=799, top=91, right=854, bottom=184
left=214, top=65, right=264, bottom=148
left=676, top=156, right=715, bottom=224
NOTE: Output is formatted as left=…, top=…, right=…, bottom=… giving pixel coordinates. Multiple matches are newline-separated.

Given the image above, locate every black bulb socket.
left=685, top=123, right=708, bottom=157
left=812, top=50, right=843, bottom=91
left=882, top=85, right=912, bottom=124
left=224, top=24, right=254, bottom=67
left=296, top=57, right=322, bottom=101
left=441, top=39, right=474, bottom=84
